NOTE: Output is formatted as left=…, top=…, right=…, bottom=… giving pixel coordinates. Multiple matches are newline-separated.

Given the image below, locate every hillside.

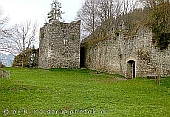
left=1, top=68, right=170, bottom=116
left=0, top=53, right=14, bottom=67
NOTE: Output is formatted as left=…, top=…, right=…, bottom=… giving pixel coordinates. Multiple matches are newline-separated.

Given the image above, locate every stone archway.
left=127, top=60, right=135, bottom=79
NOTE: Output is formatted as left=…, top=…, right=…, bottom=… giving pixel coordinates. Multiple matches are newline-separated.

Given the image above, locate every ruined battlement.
left=39, top=20, right=81, bottom=69
left=81, top=27, right=170, bottom=78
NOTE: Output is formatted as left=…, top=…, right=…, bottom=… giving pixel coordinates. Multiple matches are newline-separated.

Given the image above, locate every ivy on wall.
left=150, top=2, right=170, bottom=50
left=12, top=48, right=39, bottom=68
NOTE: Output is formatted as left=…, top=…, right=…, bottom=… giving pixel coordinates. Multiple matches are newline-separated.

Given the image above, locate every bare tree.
left=77, top=0, right=137, bottom=38
left=0, top=8, right=37, bottom=56
left=77, top=0, right=99, bottom=38
left=11, top=21, right=37, bottom=53
left=0, top=8, right=9, bottom=35
left=2, top=21, right=38, bottom=67
left=0, top=8, right=11, bottom=52
left=77, top=0, right=118, bottom=38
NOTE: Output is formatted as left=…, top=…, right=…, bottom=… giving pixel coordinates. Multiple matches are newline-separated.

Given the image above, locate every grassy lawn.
left=0, top=68, right=170, bottom=117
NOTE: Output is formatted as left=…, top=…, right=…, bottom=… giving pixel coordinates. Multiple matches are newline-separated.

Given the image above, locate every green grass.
left=0, top=68, right=170, bottom=117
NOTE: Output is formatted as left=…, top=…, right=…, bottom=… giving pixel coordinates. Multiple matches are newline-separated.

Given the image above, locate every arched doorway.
left=127, top=60, right=135, bottom=78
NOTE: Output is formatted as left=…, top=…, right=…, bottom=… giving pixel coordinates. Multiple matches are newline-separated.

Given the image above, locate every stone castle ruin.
left=81, top=27, right=170, bottom=78
left=39, top=20, right=81, bottom=69
left=39, top=1, right=170, bottom=78
left=39, top=20, right=170, bottom=78
left=38, top=0, right=81, bottom=69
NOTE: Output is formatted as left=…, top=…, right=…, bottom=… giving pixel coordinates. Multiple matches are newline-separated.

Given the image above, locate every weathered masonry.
left=39, top=20, right=81, bottom=69
left=81, top=28, right=170, bottom=78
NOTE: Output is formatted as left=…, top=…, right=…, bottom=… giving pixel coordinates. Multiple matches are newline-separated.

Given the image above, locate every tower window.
left=63, top=39, right=68, bottom=45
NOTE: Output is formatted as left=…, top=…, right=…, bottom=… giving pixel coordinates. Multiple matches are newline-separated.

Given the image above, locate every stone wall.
left=0, top=68, right=10, bottom=78
left=12, top=49, right=39, bottom=68
left=39, top=20, right=81, bottom=69
left=82, top=27, right=170, bottom=78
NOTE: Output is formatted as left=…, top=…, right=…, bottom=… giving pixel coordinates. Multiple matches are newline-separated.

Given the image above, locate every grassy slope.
left=0, top=68, right=170, bottom=117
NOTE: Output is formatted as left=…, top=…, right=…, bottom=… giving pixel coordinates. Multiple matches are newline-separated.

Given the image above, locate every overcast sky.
left=0, top=0, right=84, bottom=49
left=0, top=0, right=84, bottom=25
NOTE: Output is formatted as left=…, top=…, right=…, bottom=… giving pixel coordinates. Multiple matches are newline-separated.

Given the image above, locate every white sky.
left=0, top=0, right=84, bottom=49
left=0, top=0, right=138, bottom=49
left=0, top=0, right=84, bottom=25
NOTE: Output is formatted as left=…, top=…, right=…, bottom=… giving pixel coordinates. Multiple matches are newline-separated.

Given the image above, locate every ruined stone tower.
left=38, top=20, right=81, bottom=69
